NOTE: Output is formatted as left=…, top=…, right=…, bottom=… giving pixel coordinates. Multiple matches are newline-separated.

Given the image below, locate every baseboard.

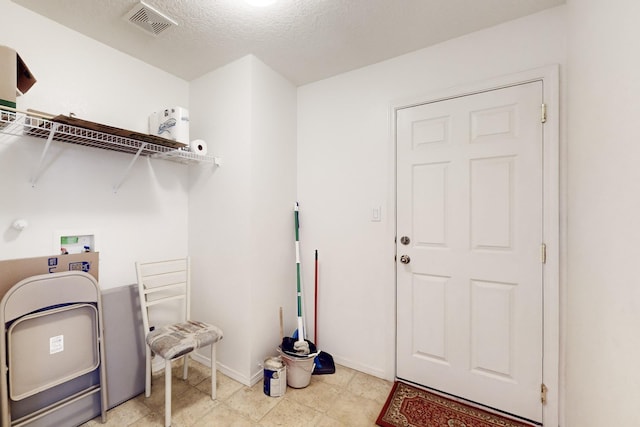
left=190, top=352, right=254, bottom=387
left=330, top=353, right=389, bottom=381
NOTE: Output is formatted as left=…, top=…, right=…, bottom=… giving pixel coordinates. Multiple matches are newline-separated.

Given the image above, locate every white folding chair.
left=0, top=271, right=108, bottom=427
left=135, top=257, right=223, bottom=427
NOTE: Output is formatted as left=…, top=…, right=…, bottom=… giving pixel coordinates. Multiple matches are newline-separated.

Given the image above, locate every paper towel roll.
left=189, top=139, right=208, bottom=155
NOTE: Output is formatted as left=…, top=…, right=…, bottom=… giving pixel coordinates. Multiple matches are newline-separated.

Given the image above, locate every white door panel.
left=396, top=82, right=543, bottom=422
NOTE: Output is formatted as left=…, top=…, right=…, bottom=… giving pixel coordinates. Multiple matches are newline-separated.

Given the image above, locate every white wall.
left=247, top=57, right=297, bottom=379
left=2, top=0, right=297, bottom=388
left=189, top=55, right=297, bottom=384
left=188, top=56, right=253, bottom=382
left=566, top=1, right=640, bottom=425
left=0, top=0, right=191, bottom=289
left=297, top=5, right=567, bottom=385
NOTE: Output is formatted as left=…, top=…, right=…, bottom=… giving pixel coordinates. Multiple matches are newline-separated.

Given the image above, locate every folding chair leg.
left=165, top=359, right=172, bottom=427
left=210, top=343, right=217, bottom=400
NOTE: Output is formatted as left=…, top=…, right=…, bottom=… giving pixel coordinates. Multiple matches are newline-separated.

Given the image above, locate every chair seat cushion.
left=146, top=320, right=223, bottom=360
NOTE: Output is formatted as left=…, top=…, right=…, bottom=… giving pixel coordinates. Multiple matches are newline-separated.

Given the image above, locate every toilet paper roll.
left=189, top=139, right=208, bottom=155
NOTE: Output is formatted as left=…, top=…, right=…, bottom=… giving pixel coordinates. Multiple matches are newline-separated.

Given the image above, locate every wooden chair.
left=135, top=257, right=223, bottom=427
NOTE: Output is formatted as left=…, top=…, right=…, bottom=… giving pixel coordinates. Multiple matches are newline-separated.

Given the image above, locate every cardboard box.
left=0, top=45, right=37, bottom=109
left=0, top=252, right=99, bottom=300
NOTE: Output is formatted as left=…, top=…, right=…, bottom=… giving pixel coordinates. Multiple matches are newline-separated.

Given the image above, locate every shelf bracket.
left=31, top=123, right=59, bottom=187
left=113, top=143, right=147, bottom=193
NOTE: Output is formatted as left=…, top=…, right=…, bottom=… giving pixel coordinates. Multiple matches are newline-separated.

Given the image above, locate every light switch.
left=371, top=206, right=382, bottom=222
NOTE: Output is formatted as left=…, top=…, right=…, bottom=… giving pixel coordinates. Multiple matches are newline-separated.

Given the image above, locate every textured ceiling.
left=12, top=0, right=565, bottom=85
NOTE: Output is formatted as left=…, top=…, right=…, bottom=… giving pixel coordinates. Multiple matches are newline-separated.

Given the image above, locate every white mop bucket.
left=278, top=348, right=317, bottom=388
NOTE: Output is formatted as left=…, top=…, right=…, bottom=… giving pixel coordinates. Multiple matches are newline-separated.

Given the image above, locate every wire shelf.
left=0, top=110, right=216, bottom=164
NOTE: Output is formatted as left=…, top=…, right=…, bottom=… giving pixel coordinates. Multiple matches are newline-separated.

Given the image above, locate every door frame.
left=390, top=65, right=560, bottom=427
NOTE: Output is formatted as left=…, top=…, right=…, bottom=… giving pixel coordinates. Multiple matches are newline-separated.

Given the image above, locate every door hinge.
left=541, top=243, right=547, bottom=264
left=540, top=383, right=548, bottom=404
left=541, top=103, right=547, bottom=123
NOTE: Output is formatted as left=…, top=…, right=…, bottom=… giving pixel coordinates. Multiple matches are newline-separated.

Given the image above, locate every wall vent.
left=123, top=1, right=178, bottom=36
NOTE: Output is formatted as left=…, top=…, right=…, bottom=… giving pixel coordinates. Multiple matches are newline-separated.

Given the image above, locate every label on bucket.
left=264, top=357, right=286, bottom=397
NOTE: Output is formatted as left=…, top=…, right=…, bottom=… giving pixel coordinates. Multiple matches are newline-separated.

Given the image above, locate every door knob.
left=400, top=255, right=411, bottom=264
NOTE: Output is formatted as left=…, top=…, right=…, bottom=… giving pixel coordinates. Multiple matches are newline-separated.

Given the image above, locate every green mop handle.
left=295, top=202, right=305, bottom=341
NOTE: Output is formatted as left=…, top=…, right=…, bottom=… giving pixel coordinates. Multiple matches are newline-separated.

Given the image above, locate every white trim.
left=390, top=65, right=560, bottom=427
left=189, top=351, right=256, bottom=387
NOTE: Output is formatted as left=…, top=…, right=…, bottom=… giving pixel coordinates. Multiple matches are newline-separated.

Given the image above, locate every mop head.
left=293, top=339, right=310, bottom=355
left=281, top=337, right=316, bottom=357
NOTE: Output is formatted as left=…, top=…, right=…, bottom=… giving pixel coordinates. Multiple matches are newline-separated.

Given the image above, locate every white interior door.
left=396, top=81, right=544, bottom=422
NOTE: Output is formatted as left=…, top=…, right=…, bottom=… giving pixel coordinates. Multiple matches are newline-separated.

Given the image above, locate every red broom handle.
left=314, top=249, right=318, bottom=346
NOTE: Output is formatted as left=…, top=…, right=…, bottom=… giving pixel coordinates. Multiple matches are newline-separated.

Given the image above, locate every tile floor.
left=82, top=360, right=393, bottom=426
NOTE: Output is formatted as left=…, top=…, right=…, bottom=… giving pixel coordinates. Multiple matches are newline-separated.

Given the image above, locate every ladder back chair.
left=135, top=257, right=223, bottom=427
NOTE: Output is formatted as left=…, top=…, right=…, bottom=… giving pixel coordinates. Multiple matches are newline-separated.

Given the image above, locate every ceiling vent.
left=123, top=1, right=178, bottom=36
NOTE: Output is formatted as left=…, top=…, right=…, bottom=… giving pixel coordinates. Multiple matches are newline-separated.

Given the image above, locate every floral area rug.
left=376, top=381, right=539, bottom=427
